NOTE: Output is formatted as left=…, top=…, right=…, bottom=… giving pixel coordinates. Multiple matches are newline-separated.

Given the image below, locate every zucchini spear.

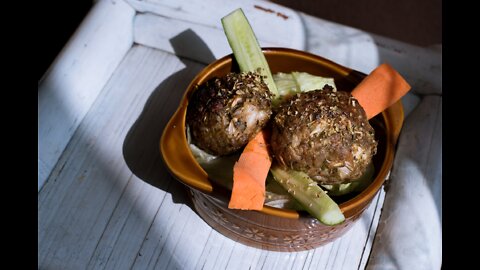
left=270, top=166, right=345, bottom=226
left=221, top=8, right=280, bottom=102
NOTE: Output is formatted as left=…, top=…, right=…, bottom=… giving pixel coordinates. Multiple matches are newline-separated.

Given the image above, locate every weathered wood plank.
left=192, top=229, right=235, bottom=270
left=128, top=0, right=305, bottom=51
left=38, top=0, right=135, bottom=191
left=357, top=190, right=386, bottom=269
left=134, top=13, right=280, bottom=65
left=99, top=181, right=167, bottom=270
left=39, top=45, right=204, bottom=269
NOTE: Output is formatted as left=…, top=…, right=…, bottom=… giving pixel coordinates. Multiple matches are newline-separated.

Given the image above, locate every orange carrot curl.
left=228, top=130, right=271, bottom=210
left=351, top=63, right=411, bottom=119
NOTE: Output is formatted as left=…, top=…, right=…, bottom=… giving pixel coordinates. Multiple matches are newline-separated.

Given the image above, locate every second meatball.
left=271, top=88, right=377, bottom=184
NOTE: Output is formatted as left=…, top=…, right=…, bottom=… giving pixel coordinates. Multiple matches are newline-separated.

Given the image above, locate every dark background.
left=271, top=0, right=442, bottom=46
left=39, top=0, right=92, bottom=80
left=38, top=0, right=441, bottom=81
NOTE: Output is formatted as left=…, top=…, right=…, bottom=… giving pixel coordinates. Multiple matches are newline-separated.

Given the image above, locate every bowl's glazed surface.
left=160, top=48, right=404, bottom=251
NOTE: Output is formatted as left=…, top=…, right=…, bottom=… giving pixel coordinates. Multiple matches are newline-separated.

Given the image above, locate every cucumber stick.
left=270, top=166, right=345, bottom=225
left=321, top=162, right=375, bottom=196
left=221, top=8, right=279, bottom=100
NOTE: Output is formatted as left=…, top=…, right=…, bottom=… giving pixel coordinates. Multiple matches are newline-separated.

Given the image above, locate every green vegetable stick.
left=221, top=8, right=280, bottom=102
left=270, top=166, right=345, bottom=225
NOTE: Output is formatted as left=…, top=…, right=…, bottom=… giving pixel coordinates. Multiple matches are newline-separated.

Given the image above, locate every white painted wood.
left=38, top=0, right=135, bottom=191
left=39, top=46, right=199, bottom=269
left=358, top=189, right=386, bottom=269
left=129, top=0, right=306, bottom=52
left=133, top=12, right=247, bottom=64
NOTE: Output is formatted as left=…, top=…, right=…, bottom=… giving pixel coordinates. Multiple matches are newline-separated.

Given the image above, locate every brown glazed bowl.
left=160, top=48, right=404, bottom=251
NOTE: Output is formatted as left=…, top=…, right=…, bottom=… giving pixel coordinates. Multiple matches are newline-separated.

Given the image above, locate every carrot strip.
left=351, top=63, right=411, bottom=119
left=228, top=130, right=272, bottom=210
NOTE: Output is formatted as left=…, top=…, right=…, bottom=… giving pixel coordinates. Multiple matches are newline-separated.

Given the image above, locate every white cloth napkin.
left=366, top=93, right=442, bottom=269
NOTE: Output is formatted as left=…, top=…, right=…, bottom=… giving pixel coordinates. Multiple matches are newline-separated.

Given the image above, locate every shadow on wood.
left=122, top=29, right=216, bottom=209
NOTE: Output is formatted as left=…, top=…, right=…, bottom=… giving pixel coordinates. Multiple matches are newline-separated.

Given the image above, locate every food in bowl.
left=183, top=7, right=411, bottom=227
left=159, top=8, right=410, bottom=250
left=160, top=49, right=405, bottom=250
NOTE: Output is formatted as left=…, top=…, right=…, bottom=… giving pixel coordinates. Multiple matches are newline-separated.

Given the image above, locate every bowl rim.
left=160, top=47, right=404, bottom=219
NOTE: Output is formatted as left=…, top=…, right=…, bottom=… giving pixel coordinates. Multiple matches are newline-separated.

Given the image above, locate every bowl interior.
left=160, top=48, right=404, bottom=219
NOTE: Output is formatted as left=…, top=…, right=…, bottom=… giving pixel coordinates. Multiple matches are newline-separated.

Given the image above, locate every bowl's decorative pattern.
left=191, top=189, right=365, bottom=251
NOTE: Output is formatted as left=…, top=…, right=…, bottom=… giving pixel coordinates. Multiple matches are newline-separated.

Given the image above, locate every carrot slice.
left=351, top=63, right=411, bottom=119
left=228, top=130, right=272, bottom=210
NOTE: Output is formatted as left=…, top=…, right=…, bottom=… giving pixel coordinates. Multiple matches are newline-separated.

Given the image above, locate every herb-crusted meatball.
left=187, top=72, right=273, bottom=156
left=270, top=88, right=377, bottom=184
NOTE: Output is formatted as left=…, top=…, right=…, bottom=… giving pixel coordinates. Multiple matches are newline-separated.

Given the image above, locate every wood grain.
left=127, top=0, right=306, bottom=51
left=38, top=0, right=135, bottom=191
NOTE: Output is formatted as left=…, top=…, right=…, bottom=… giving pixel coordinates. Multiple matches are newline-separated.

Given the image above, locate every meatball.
left=187, top=72, right=273, bottom=156
left=271, top=88, right=377, bottom=184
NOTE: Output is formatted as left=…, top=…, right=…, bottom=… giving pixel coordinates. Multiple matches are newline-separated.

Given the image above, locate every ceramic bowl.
left=160, top=48, right=404, bottom=251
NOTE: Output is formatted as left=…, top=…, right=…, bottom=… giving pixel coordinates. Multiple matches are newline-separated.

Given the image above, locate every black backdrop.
left=39, top=0, right=92, bottom=81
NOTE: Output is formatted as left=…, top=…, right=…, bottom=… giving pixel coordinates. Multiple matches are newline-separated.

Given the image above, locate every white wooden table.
left=38, top=0, right=442, bottom=269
